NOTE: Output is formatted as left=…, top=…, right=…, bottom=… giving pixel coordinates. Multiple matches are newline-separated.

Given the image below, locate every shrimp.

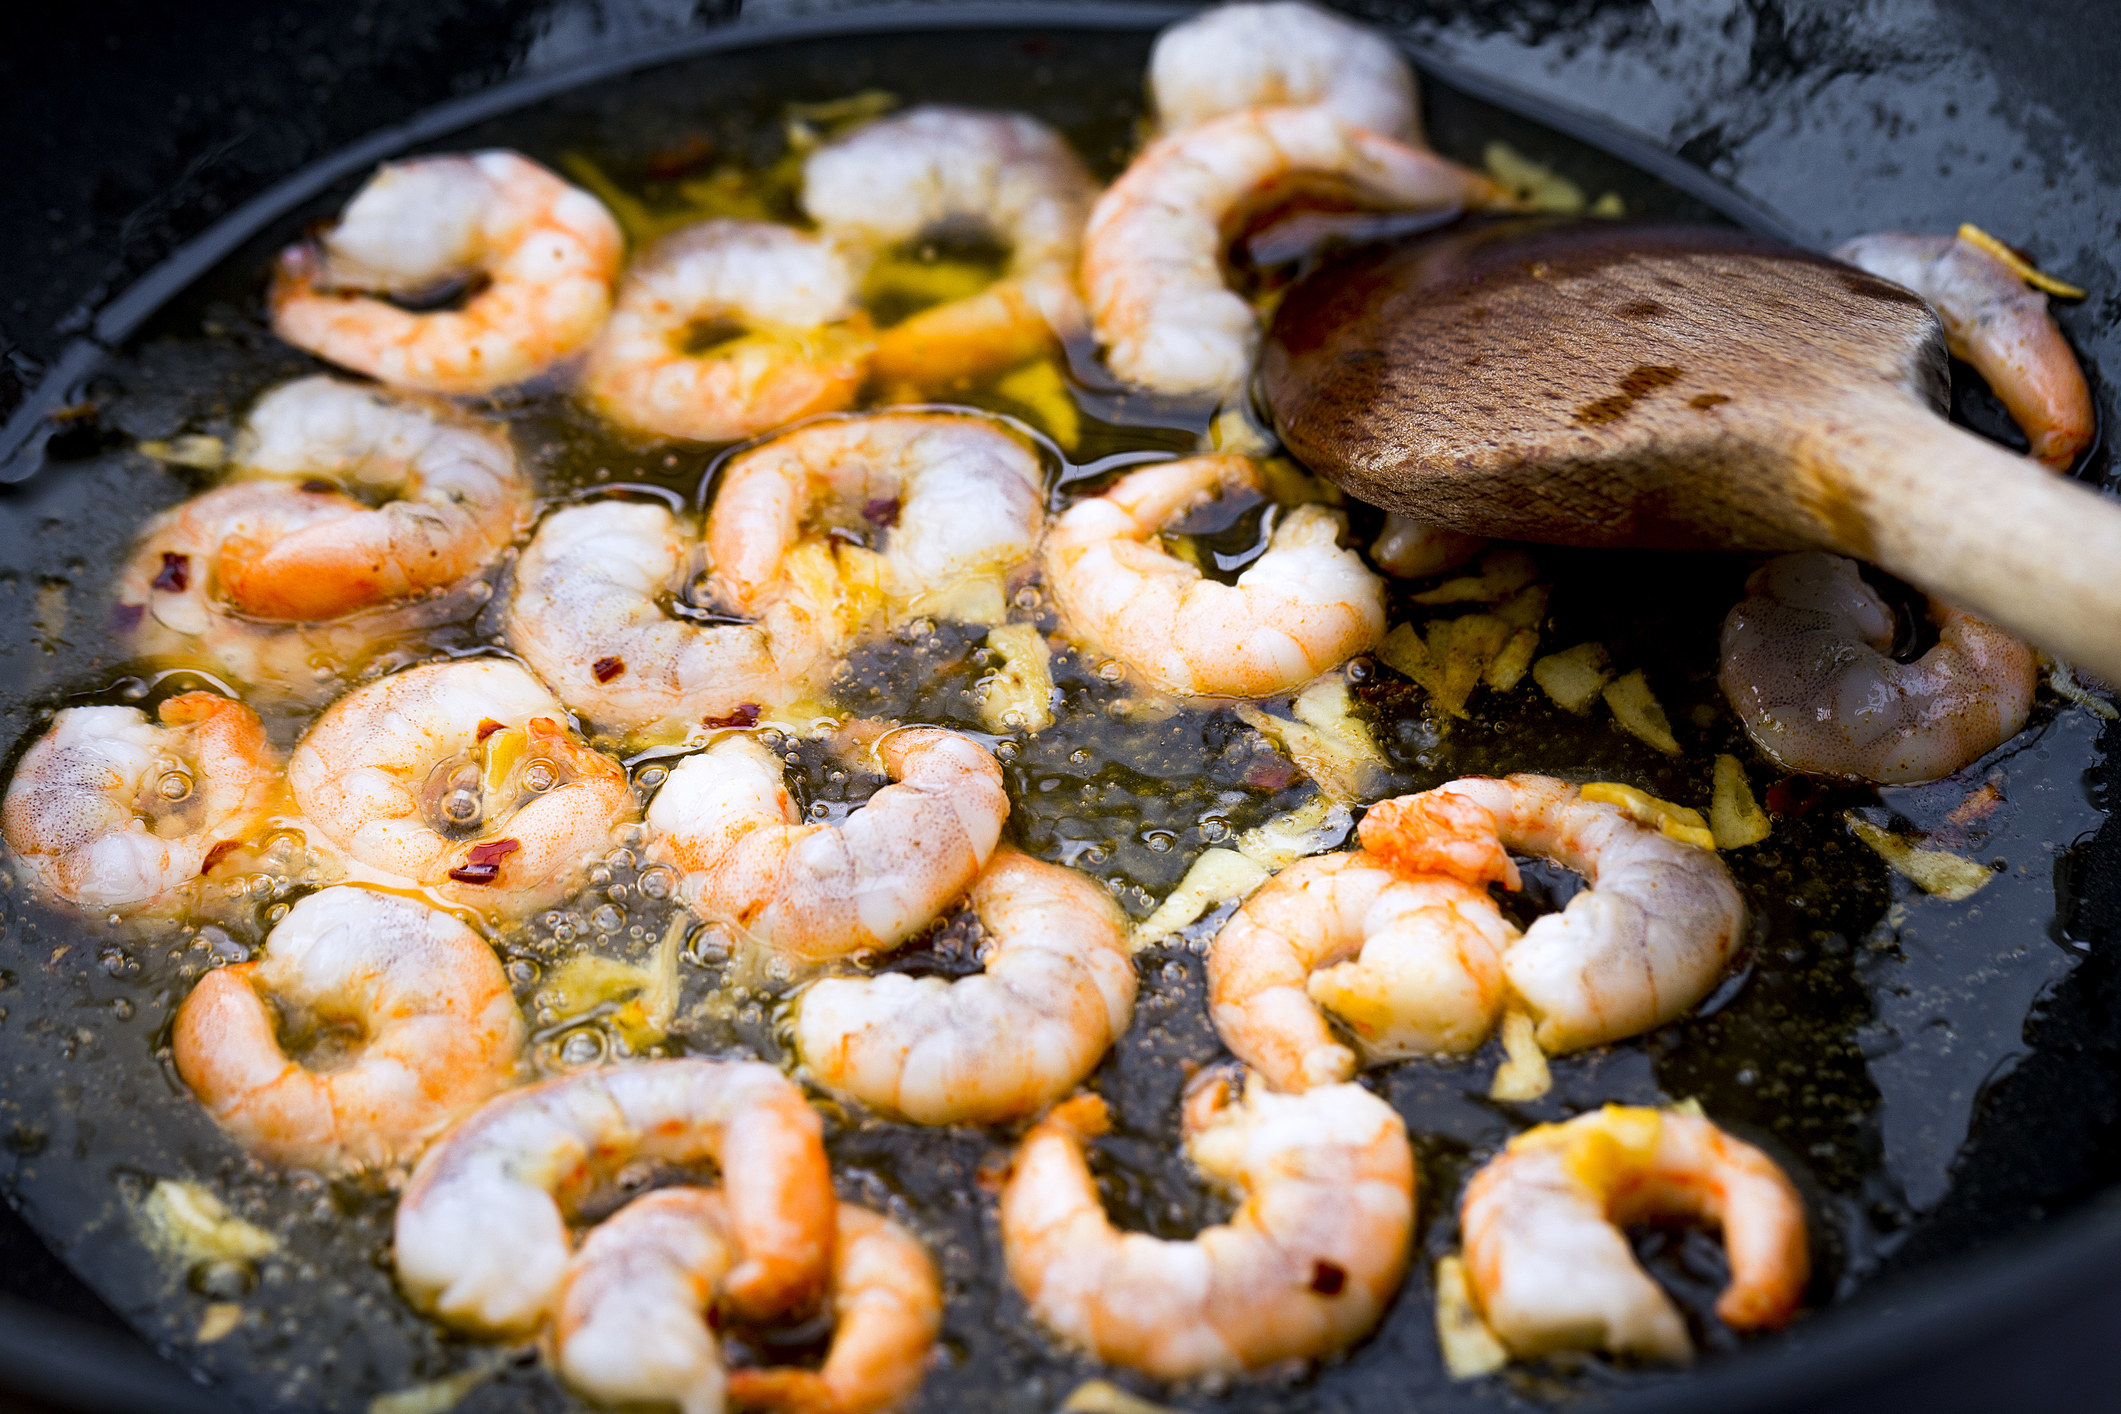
left=1000, top=1068, right=1415, bottom=1379
left=802, top=106, right=1096, bottom=390
left=1043, top=455, right=1385, bottom=697
left=171, top=886, right=525, bottom=1173
left=1369, top=511, right=1485, bottom=580
left=1207, top=850, right=1514, bottom=1092
left=1149, top=2, right=1421, bottom=139
left=287, top=659, right=637, bottom=916
left=582, top=220, right=873, bottom=443
left=1718, top=552, right=2036, bottom=784
left=2, top=693, right=277, bottom=913
left=794, top=848, right=1136, bottom=1125
left=394, top=1057, right=834, bottom=1336
left=552, top=1189, right=942, bottom=1414
left=1083, top=105, right=1507, bottom=396
left=703, top=412, right=1046, bottom=629
left=270, top=151, right=623, bottom=395
left=647, top=728, right=1007, bottom=969
left=1360, top=775, right=1747, bottom=1053
left=504, top=501, right=800, bottom=741
left=1835, top=230, right=2093, bottom=470
left=1460, top=1105, right=1808, bottom=1362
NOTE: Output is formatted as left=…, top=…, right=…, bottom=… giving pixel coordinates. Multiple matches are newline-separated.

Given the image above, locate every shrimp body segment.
left=1044, top=455, right=1385, bottom=697
left=1150, top=1, right=1420, bottom=139
left=288, top=660, right=637, bottom=916
left=394, top=1058, right=834, bottom=1336
left=270, top=151, right=623, bottom=395
left=3, top=693, right=277, bottom=913
left=583, top=220, right=872, bottom=443
left=1001, top=1071, right=1415, bottom=1379
left=505, top=501, right=791, bottom=740
left=1361, top=775, right=1747, bottom=1054
left=1084, top=105, right=1506, bottom=395
left=796, top=848, right=1136, bottom=1125
left=172, top=886, right=525, bottom=1173
left=1719, top=553, right=2035, bottom=785
left=1461, top=1105, right=1809, bottom=1362
left=1207, top=849, right=1514, bottom=1092
left=649, top=728, right=1008, bottom=969
left=1835, top=230, right=2093, bottom=470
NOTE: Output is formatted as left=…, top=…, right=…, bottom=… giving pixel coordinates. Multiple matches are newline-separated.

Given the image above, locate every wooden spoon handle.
left=1795, top=388, right=2121, bottom=682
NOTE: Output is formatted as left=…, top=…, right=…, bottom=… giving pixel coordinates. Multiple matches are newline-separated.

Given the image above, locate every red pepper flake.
left=860, top=497, right=900, bottom=527
left=199, top=841, right=241, bottom=876
left=645, top=134, right=716, bottom=180
left=592, top=656, right=625, bottom=683
left=449, top=838, right=521, bottom=885
left=110, top=603, right=145, bottom=633
left=300, top=478, right=336, bottom=495
left=1765, top=777, right=1826, bottom=820
left=1244, top=755, right=1303, bottom=792
left=704, top=704, right=760, bottom=729
left=475, top=718, right=506, bottom=742
left=1309, top=1259, right=1347, bottom=1295
left=447, top=863, right=500, bottom=885
left=150, top=553, right=190, bottom=593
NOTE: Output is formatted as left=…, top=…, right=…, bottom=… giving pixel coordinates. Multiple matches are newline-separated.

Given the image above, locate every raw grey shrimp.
left=1043, top=454, right=1385, bottom=697
left=394, top=1058, right=834, bottom=1336
left=581, top=220, right=874, bottom=443
left=1149, top=1, right=1420, bottom=139
left=1, top=692, right=277, bottom=913
left=171, top=886, right=525, bottom=1173
left=646, top=727, right=1008, bottom=970
left=286, top=659, right=637, bottom=916
left=1000, top=1068, right=1415, bottom=1379
left=1718, top=552, right=2036, bottom=784
left=271, top=151, right=623, bottom=395
left=1461, top=1105, right=1809, bottom=1362
left=794, top=848, right=1135, bottom=1125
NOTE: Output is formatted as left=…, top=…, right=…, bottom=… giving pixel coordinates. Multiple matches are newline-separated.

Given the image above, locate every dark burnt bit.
left=861, top=498, right=900, bottom=528
left=199, top=841, right=242, bottom=876
left=475, top=718, right=506, bottom=742
left=151, top=553, right=191, bottom=593
left=1310, top=1259, right=1348, bottom=1295
left=300, top=478, right=336, bottom=495
left=704, top=704, right=761, bottom=729
left=592, top=656, right=626, bottom=683
left=1572, top=364, right=1685, bottom=427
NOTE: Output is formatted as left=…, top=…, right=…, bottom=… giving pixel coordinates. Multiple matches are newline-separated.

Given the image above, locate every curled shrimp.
left=1150, top=1, right=1420, bottom=139
left=795, top=848, right=1136, bottom=1125
left=1719, top=553, right=2036, bottom=785
left=1001, top=1068, right=1415, bottom=1379
left=1044, top=454, right=1385, bottom=697
left=1084, top=105, right=1506, bottom=396
left=2, top=693, right=278, bottom=913
left=704, top=412, right=1046, bottom=630
left=394, top=1057, right=835, bottom=1336
left=1369, top=511, right=1485, bottom=579
left=1207, top=849, right=1514, bottom=1092
left=171, top=886, right=525, bottom=1173
left=287, top=659, right=637, bottom=916
left=504, top=501, right=798, bottom=741
left=270, top=151, right=623, bottom=395
left=802, top=106, right=1096, bottom=390
left=1461, top=1105, right=1809, bottom=1362
left=582, top=220, right=873, bottom=444
left=1361, top=775, right=1747, bottom=1053
left=553, top=1187, right=942, bottom=1414
left=647, top=728, right=1008, bottom=970
left=1835, top=230, right=2093, bottom=470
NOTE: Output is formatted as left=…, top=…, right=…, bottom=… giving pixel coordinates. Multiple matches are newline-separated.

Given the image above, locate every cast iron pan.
left=1, top=3, right=2118, bottom=1411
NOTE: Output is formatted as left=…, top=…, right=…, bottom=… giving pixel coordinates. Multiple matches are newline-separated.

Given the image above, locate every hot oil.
left=0, top=20, right=2112, bottom=1414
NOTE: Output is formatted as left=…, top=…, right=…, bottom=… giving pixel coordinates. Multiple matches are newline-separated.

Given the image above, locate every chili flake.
left=593, top=656, right=625, bottom=683
left=151, top=553, right=190, bottom=593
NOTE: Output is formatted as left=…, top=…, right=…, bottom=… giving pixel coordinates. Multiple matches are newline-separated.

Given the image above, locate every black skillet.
left=2, top=3, right=2119, bottom=1411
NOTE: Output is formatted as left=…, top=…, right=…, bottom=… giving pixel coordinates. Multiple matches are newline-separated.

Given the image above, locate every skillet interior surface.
left=1, top=6, right=2119, bottom=1413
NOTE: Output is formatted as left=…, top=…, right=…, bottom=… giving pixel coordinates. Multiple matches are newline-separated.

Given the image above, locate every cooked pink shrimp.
left=1461, top=1105, right=1809, bottom=1362
left=1369, top=511, right=1486, bottom=579
left=394, top=1058, right=834, bottom=1336
left=2, top=693, right=277, bottom=913
left=1207, top=850, right=1514, bottom=1092
left=1083, top=105, right=1507, bottom=395
left=287, top=659, right=637, bottom=916
left=1361, top=775, right=1747, bottom=1053
left=270, top=151, right=623, bottom=395
left=648, top=728, right=1007, bottom=969
left=1001, top=1069, right=1415, bottom=1379
left=802, top=106, right=1095, bottom=390
left=1044, top=455, right=1385, bottom=697
left=504, top=501, right=797, bottom=741
left=171, top=886, right=524, bottom=1173
left=1149, top=2, right=1421, bottom=139
left=582, top=220, right=873, bottom=443
left=1835, top=230, right=2093, bottom=470
left=1719, top=553, right=2036, bottom=784
left=704, top=412, right=1045, bottom=628
left=795, top=848, right=1135, bottom=1125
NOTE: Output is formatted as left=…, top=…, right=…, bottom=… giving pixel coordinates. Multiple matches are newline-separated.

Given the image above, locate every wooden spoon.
left=1260, top=216, right=2121, bottom=681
